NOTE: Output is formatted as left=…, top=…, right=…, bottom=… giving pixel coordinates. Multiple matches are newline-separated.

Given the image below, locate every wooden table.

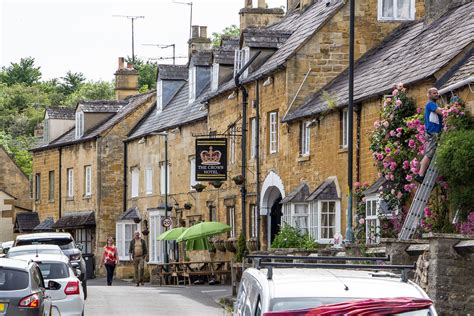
left=154, top=261, right=231, bottom=286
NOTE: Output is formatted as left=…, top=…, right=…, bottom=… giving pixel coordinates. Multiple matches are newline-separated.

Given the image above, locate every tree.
left=60, top=71, right=86, bottom=95
left=0, top=131, right=33, bottom=176
left=0, top=57, right=42, bottom=86
left=211, top=25, right=240, bottom=47
left=125, top=57, right=157, bottom=91
left=64, top=80, right=114, bottom=106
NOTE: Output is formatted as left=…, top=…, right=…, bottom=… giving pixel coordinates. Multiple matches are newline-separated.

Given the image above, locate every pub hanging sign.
left=195, top=138, right=227, bottom=181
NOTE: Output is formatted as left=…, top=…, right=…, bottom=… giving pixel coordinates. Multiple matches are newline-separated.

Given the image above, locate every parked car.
left=234, top=256, right=437, bottom=316
left=0, top=257, right=53, bottom=316
left=14, top=233, right=88, bottom=299
left=7, top=245, right=65, bottom=258
left=0, top=241, right=14, bottom=256
left=14, top=254, right=85, bottom=316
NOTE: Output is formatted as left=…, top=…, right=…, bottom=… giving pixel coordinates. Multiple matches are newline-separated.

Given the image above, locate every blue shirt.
left=424, top=100, right=442, bottom=134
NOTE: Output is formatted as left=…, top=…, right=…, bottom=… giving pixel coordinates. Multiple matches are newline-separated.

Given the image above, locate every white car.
left=235, top=255, right=437, bottom=316
left=7, top=245, right=65, bottom=258
left=14, top=254, right=85, bottom=316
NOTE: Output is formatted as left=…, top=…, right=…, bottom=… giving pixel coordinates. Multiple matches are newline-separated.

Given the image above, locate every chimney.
left=239, top=0, right=285, bottom=31
left=424, top=0, right=468, bottom=24
left=287, top=0, right=300, bottom=11
left=114, top=56, right=139, bottom=101
left=188, top=25, right=211, bottom=56
left=300, top=0, right=314, bottom=12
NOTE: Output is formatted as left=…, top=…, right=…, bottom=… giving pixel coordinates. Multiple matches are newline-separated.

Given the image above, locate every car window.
left=8, top=248, right=63, bottom=257
left=16, top=238, right=75, bottom=250
left=38, top=262, right=70, bottom=279
left=270, top=297, right=360, bottom=311
left=0, top=268, right=29, bottom=291
left=235, top=277, right=248, bottom=315
left=31, top=266, right=45, bottom=289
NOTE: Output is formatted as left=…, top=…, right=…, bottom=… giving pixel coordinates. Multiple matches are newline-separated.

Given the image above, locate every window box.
left=225, top=237, right=237, bottom=252
left=213, top=239, right=226, bottom=252
left=210, top=180, right=223, bottom=188
left=184, top=202, right=193, bottom=210
left=192, top=183, right=206, bottom=192
left=232, top=175, right=245, bottom=185
left=246, top=238, right=257, bottom=252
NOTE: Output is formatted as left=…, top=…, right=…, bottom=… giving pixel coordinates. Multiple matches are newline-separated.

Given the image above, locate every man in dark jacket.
left=129, top=231, right=148, bottom=286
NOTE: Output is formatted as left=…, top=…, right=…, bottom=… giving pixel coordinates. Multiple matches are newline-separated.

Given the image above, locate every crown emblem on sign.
left=200, top=146, right=222, bottom=165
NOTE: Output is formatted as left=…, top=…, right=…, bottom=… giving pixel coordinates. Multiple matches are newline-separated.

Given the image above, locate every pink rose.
left=395, top=99, right=402, bottom=107
left=424, top=207, right=432, bottom=217
left=397, top=191, right=403, bottom=199
left=383, top=121, right=389, bottom=128
left=359, top=218, right=365, bottom=225
left=392, top=89, right=399, bottom=96
left=406, top=174, right=413, bottom=182
left=389, top=130, right=396, bottom=137
left=374, top=120, right=380, bottom=128
left=396, top=127, right=403, bottom=133
left=408, top=139, right=416, bottom=149
left=403, top=161, right=410, bottom=169
left=396, top=82, right=404, bottom=90
left=416, top=107, right=422, bottom=114
left=385, top=147, right=391, bottom=153
left=354, top=182, right=360, bottom=189
left=386, top=97, right=392, bottom=103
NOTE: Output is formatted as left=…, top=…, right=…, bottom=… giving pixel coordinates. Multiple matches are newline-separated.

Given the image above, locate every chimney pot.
left=199, top=26, right=207, bottom=38
left=126, top=63, right=133, bottom=69
left=245, top=0, right=252, bottom=8
left=258, top=0, right=266, bottom=8
left=191, top=25, right=199, bottom=38
left=118, top=57, right=125, bottom=69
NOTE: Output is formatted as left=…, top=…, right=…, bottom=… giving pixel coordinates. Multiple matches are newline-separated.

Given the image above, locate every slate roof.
left=127, top=82, right=208, bottom=141
left=52, top=211, right=96, bottom=229
left=284, top=3, right=474, bottom=122
left=190, top=51, right=213, bottom=67
left=79, top=100, right=127, bottom=113
left=306, top=178, right=339, bottom=201
left=33, top=217, right=55, bottom=232
left=14, top=212, right=40, bottom=233
left=46, top=107, right=75, bottom=120
left=439, top=52, right=474, bottom=91
left=32, top=91, right=155, bottom=152
left=242, top=29, right=292, bottom=49
left=158, top=65, right=188, bottom=80
left=119, top=207, right=140, bottom=221
left=280, top=182, right=310, bottom=204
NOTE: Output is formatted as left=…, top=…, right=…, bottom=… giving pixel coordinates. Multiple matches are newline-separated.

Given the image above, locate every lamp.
left=263, top=76, right=273, bottom=87
left=227, top=91, right=236, bottom=100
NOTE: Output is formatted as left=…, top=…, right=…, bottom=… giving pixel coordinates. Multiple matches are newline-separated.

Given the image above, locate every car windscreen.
left=271, top=297, right=360, bottom=311
left=37, top=262, right=70, bottom=279
left=0, top=268, right=29, bottom=291
left=8, top=248, right=63, bottom=257
left=16, top=238, right=74, bottom=250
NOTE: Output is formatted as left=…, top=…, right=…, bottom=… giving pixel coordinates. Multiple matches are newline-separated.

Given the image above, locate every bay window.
left=116, top=221, right=139, bottom=261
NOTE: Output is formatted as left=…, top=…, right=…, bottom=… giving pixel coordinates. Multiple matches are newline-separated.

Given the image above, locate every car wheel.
left=82, top=279, right=87, bottom=300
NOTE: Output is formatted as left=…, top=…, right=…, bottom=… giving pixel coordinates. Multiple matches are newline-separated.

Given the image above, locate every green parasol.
left=176, top=221, right=231, bottom=242
left=156, top=227, right=187, bottom=240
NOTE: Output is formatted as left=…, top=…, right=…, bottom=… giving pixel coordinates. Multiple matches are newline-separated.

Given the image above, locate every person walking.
left=415, top=87, right=444, bottom=183
left=100, top=236, right=119, bottom=286
left=129, top=231, right=148, bottom=286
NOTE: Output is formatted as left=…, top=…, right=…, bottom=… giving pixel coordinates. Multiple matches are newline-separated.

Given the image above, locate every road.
left=84, top=278, right=231, bottom=316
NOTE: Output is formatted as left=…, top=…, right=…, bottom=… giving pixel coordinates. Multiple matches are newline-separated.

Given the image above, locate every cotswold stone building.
left=31, top=59, right=156, bottom=261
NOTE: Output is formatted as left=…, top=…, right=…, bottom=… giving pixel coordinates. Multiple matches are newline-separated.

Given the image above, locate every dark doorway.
left=270, top=196, right=282, bottom=244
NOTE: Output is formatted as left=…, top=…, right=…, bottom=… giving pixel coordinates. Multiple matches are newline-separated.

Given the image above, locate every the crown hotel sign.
left=195, top=138, right=227, bottom=181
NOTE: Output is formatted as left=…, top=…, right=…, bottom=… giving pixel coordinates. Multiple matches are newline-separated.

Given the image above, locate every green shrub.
left=271, top=225, right=317, bottom=250
left=236, top=233, right=247, bottom=262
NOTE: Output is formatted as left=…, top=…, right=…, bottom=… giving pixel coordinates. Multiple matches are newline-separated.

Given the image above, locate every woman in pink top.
left=100, top=236, right=119, bottom=286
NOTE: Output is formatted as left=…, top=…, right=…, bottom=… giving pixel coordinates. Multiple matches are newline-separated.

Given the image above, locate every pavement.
left=85, top=277, right=233, bottom=315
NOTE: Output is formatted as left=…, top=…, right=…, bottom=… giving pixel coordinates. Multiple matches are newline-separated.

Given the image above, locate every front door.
left=270, top=197, right=282, bottom=244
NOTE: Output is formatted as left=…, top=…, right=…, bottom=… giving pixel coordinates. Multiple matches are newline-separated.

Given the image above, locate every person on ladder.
left=415, top=87, right=444, bottom=183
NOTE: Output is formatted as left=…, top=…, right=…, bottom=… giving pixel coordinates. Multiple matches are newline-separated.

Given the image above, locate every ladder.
left=398, top=156, right=438, bottom=240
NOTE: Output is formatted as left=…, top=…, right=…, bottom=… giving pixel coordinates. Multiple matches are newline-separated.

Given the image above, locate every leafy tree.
left=0, top=57, right=42, bottom=86
left=125, top=57, right=157, bottom=91
left=0, top=131, right=33, bottom=175
left=60, top=71, right=86, bottom=95
left=211, top=25, right=240, bottom=47
left=64, top=80, right=114, bottom=106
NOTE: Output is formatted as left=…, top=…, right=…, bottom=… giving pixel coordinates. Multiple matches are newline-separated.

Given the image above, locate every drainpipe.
left=58, top=147, right=62, bottom=219
left=356, top=105, right=361, bottom=182
left=255, top=79, right=261, bottom=251
left=96, top=137, right=102, bottom=252
left=123, top=141, right=128, bottom=213
left=234, top=50, right=261, bottom=239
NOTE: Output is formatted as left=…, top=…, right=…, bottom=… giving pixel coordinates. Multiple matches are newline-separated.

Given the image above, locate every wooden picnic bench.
left=155, top=261, right=231, bottom=286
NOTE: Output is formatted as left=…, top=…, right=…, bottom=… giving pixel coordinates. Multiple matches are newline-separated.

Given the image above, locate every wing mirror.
left=46, top=280, right=61, bottom=290
left=76, top=243, right=84, bottom=252
left=75, top=269, right=82, bottom=278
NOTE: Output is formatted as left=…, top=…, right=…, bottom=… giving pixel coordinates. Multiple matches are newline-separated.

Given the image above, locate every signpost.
left=161, top=217, right=173, bottom=228
left=195, top=138, right=227, bottom=181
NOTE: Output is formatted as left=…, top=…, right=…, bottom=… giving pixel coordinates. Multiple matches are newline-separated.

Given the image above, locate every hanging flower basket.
left=232, top=175, right=245, bottom=185
left=246, top=238, right=258, bottom=252
left=133, top=217, right=141, bottom=224
left=142, top=228, right=149, bottom=236
left=208, top=239, right=216, bottom=253
left=214, top=239, right=226, bottom=252
left=184, top=202, right=193, bottom=210
left=210, top=180, right=223, bottom=188
left=192, top=183, right=207, bottom=192
left=225, top=237, right=237, bottom=252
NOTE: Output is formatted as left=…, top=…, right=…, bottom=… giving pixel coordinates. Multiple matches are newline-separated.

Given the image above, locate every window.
left=365, top=197, right=380, bottom=244
left=211, top=63, right=219, bottom=92
left=282, top=203, right=310, bottom=235
left=35, top=173, right=41, bottom=201
left=250, top=117, right=257, bottom=159
left=75, top=111, right=84, bottom=139
left=149, top=210, right=165, bottom=263
left=84, top=166, right=92, bottom=197
left=378, top=0, right=415, bottom=20
left=300, top=121, right=310, bottom=156
left=67, top=168, right=74, bottom=198
left=249, top=204, right=258, bottom=238
left=160, top=163, right=170, bottom=195
left=116, top=221, right=139, bottom=260
left=320, top=201, right=337, bottom=240
left=43, top=119, right=49, bottom=142
left=74, top=228, right=93, bottom=254
left=234, top=47, right=250, bottom=79
left=145, top=167, right=153, bottom=195
left=227, top=206, right=236, bottom=238
left=189, top=66, right=196, bottom=102
left=229, top=124, right=236, bottom=164
left=341, top=109, right=349, bottom=149
left=48, top=171, right=54, bottom=201
left=131, top=168, right=139, bottom=198
left=157, top=80, right=163, bottom=111
left=269, top=112, right=278, bottom=154
left=190, top=158, right=197, bottom=189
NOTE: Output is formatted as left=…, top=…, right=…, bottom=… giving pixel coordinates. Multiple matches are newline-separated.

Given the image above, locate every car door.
left=32, top=265, right=52, bottom=316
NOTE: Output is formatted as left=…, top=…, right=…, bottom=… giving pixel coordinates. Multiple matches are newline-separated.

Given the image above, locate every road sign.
left=161, top=217, right=173, bottom=228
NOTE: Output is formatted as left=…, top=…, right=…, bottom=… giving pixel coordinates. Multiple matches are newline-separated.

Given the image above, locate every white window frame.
left=250, top=117, right=257, bottom=159
left=377, top=0, right=415, bottom=21
left=35, top=173, right=41, bottom=201
left=189, top=66, right=196, bottom=103
left=145, top=167, right=153, bottom=195
left=300, top=121, right=310, bottom=156
left=84, top=165, right=92, bottom=197
left=230, top=124, right=236, bottom=164
left=149, top=210, right=165, bottom=263
left=131, top=168, right=139, bottom=198
left=250, top=204, right=257, bottom=238
left=74, top=228, right=93, bottom=254
left=269, top=112, right=278, bottom=154
left=228, top=206, right=236, bottom=238
left=342, top=109, right=349, bottom=149
left=116, top=221, right=140, bottom=261
left=365, top=195, right=381, bottom=245
left=43, top=118, right=49, bottom=142
left=157, top=80, right=163, bottom=111
left=67, top=168, right=74, bottom=198
left=282, top=203, right=312, bottom=236
left=75, top=111, right=84, bottom=139
left=211, top=63, right=219, bottom=92
left=48, top=170, right=54, bottom=201
left=189, top=157, right=198, bottom=189
left=234, top=47, right=250, bottom=79
left=318, top=200, right=341, bottom=243
left=160, top=163, right=170, bottom=195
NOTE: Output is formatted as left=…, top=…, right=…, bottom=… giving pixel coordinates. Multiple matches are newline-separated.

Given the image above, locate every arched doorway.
left=260, top=171, right=285, bottom=248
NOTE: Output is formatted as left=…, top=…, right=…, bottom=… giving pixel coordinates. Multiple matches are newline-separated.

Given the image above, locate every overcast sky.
left=0, top=0, right=286, bottom=82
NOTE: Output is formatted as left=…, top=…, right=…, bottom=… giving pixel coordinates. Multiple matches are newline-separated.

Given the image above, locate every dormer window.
left=234, top=47, right=250, bottom=79
left=189, top=66, right=196, bottom=103
left=378, top=0, right=415, bottom=21
left=157, top=80, right=163, bottom=111
left=211, top=63, right=219, bottom=92
left=75, top=111, right=84, bottom=139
